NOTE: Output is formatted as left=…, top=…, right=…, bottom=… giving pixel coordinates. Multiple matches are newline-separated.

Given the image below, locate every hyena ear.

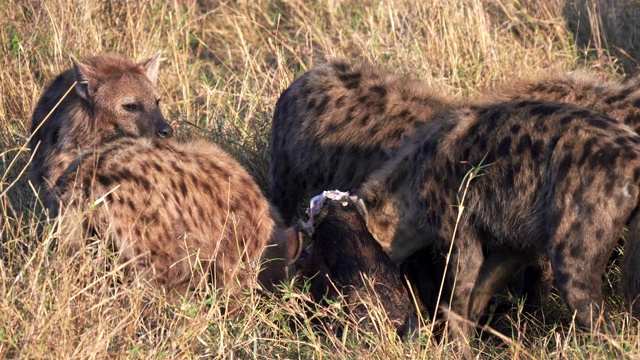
left=70, top=55, right=96, bottom=100
left=140, top=51, right=161, bottom=86
left=285, top=226, right=305, bottom=264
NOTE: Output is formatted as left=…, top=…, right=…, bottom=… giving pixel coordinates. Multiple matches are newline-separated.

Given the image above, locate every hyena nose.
left=157, top=123, right=174, bottom=138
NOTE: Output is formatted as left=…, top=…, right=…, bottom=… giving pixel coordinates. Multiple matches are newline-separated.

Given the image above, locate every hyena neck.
left=62, top=104, right=129, bottom=152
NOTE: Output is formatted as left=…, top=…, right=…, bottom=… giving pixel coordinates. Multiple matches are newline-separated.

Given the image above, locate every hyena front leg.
left=548, top=218, right=619, bottom=333
left=442, top=225, right=485, bottom=345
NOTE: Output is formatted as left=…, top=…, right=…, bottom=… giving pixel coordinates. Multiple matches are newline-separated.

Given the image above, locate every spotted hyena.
left=355, top=100, right=640, bottom=341
left=481, top=69, right=640, bottom=309
left=294, top=191, right=417, bottom=338
left=269, top=60, right=454, bottom=225
left=48, top=136, right=297, bottom=295
left=30, top=52, right=173, bottom=207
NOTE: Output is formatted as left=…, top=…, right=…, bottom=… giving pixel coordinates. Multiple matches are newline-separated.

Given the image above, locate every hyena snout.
left=154, top=116, right=173, bottom=138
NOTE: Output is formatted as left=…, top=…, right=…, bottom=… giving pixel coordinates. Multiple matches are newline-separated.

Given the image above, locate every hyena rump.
left=269, top=60, right=454, bottom=225
left=50, top=137, right=297, bottom=294
left=295, top=192, right=417, bottom=338
left=30, top=52, right=173, bottom=206
left=357, top=100, right=640, bottom=338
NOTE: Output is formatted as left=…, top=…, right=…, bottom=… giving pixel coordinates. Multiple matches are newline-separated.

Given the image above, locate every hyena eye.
left=155, top=98, right=161, bottom=106
left=122, top=103, right=139, bottom=112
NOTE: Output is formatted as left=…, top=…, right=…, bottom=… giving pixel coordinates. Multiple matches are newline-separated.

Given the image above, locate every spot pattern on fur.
left=51, top=138, right=294, bottom=295
left=357, top=100, right=640, bottom=337
left=269, top=60, right=454, bottom=225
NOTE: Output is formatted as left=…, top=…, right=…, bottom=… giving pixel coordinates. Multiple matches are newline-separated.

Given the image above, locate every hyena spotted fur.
left=30, top=52, right=173, bottom=207
left=483, top=69, right=640, bottom=132
left=294, top=193, right=417, bottom=338
left=355, top=100, right=640, bottom=340
left=269, top=60, right=454, bottom=225
left=50, top=137, right=297, bottom=295
left=481, top=69, right=640, bottom=308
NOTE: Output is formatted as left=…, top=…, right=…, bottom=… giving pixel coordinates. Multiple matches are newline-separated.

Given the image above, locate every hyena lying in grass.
left=32, top=53, right=296, bottom=295
left=269, top=60, right=454, bottom=225
left=356, top=100, right=640, bottom=340
left=30, top=52, right=173, bottom=207
left=294, top=191, right=417, bottom=338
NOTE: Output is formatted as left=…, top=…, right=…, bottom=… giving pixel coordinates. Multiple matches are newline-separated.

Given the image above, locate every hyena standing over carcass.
left=29, top=52, right=173, bottom=207
left=32, top=53, right=297, bottom=295
left=269, top=60, right=454, bottom=225
left=355, top=100, right=640, bottom=342
left=479, top=69, right=640, bottom=308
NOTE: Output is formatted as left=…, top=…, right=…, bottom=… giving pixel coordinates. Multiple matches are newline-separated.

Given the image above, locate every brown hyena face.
left=71, top=52, right=173, bottom=140
left=29, top=52, right=173, bottom=204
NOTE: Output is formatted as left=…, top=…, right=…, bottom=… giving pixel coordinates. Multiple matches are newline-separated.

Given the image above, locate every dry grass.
left=2, top=0, right=640, bottom=358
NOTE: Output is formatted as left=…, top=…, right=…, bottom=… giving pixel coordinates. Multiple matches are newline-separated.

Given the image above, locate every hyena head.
left=70, top=52, right=173, bottom=141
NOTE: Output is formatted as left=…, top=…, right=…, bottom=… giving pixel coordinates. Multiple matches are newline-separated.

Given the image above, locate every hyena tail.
left=623, top=206, right=640, bottom=317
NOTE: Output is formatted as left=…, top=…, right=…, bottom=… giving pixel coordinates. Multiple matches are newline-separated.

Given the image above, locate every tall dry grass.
left=2, top=0, right=640, bottom=358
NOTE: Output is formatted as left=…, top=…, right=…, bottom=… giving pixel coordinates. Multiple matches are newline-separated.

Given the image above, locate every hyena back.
left=30, top=52, right=173, bottom=206
left=295, top=193, right=417, bottom=338
left=269, top=60, right=454, bottom=225
left=482, top=69, right=640, bottom=132
left=358, top=100, right=640, bottom=337
left=51, top=137, right=295, bottom=294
